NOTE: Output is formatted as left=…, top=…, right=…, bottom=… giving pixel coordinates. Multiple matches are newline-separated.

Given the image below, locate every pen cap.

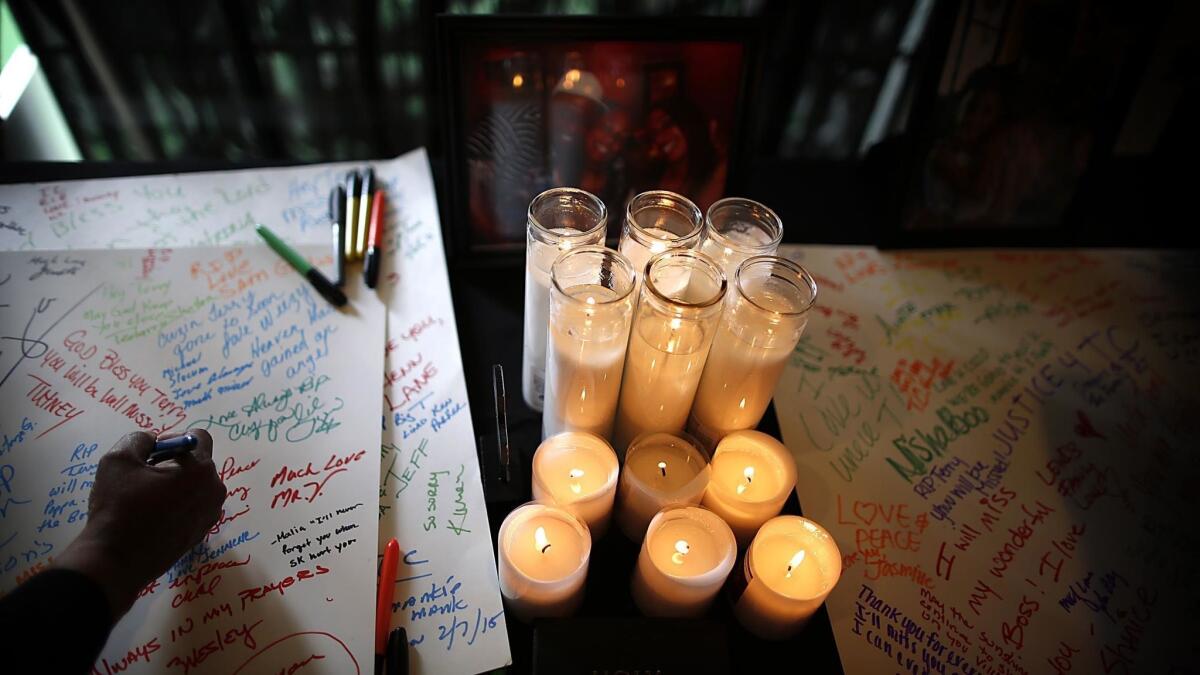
left=361, top=167, right=375, bottom=196
left=330, top=185, right=345, bottom=220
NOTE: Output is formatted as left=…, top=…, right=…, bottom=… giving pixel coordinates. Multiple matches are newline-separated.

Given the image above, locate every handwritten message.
left=775, top=246, right=1198, bottom=674
left=0, top=245, right=384, bottom=674
left=0, top=151, right=511, bottom=674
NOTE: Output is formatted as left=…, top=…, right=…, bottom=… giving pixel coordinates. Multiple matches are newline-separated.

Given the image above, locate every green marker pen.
left=255, top=224, right=348, bottom=307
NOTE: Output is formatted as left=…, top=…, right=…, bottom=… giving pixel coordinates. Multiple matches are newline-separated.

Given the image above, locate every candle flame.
left=786, top=549, right=805, bottom=577
left=569, top=468, right=584, bottom=495
left=512, top=73, right=524, bottom=88
left=658, top=461, right=667, bottom=477
left=585, top=295, right=596, bottom=305
left=669, top=317, right=682, bottom=330
left=535, top=526, right=551, bottom=554
left=736, top=465, right=755, bottom=495
left=671, top=539, right=690, bottom=565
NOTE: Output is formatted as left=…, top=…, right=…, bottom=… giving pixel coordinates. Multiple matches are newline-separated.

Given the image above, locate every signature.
left=191, top=395, right=344, bottom=443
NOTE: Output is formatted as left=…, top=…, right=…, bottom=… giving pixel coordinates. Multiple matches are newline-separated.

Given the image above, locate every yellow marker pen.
left=345, top=170, right=360, bottom=261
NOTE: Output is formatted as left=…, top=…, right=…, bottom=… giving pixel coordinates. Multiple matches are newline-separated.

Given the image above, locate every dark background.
left=4, top=0, right=1196, bottom=250
left=2, top=2, right=1197, bottom=673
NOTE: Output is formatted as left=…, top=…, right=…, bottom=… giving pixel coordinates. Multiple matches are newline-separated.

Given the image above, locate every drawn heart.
left=853, top=500, right=879, bottom=526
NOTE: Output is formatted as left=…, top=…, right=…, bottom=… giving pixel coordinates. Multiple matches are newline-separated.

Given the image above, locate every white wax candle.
left=688, top=260, right=816, bottom=448
left=614, top=318, right=709, bottom=450
left=543, top=270, right=635, bottom=441
left=521, top=189, right=607, bottom=411
left=686, top=319, right=792, bottom=447
left=615, top=432, right=710, bottom=540
left=522, top=252, right=554, bottom=411
left=619, top=226, right=675, bottom=282
left=734, top=516, right=842, bottom=639
left=619, top=191, right=702, bottom=286
left=698, top=197, right=782, bottom=282
left=531, top=432, right=619, bottom=537
left=631, top=506, right=736, bottom=617
left=613, top=250, right=725, bottom=453
left=701, top=430, right=797, bottom=545
left=498, top=502, right=592, bottom=621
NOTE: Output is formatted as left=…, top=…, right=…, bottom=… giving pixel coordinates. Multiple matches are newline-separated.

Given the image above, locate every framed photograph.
left=437, top=15, right=762, bottom=263
left=883, top=0, right=1158, bottom=247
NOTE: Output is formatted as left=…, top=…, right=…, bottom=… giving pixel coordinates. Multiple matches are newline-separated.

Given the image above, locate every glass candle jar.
left=543, top=245, right=636, bottom=441
left=497, top=502, right=592, bottom=622
left=522, top=188, right=608, bottom=412
left=613, top=249, right=726, bottom=453
left=615, top=431, right=711, bottom=541
left=531, top=432, right=620, bottom=538
left=688, top=256, right=818, bottom=449
left=630, top=506, right=736, bottom=618
left=734, top=516, right=842, bottom=639
left=617, top=190, right=703, bottom=284
left=700, top=430, right=797, bottom=545
left=697, top=197, right=783, bottom=281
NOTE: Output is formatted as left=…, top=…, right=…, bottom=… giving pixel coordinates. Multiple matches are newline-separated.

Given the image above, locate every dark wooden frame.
left=877, top=0, right=1163, bottom=250
left=435, top=14, right=765, bottom=267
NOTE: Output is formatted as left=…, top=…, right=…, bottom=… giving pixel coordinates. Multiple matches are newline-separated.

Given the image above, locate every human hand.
left=53, top=429, right=226, bottom=618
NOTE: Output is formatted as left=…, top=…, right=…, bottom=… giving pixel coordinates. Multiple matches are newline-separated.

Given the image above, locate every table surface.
left=451, top=263, right=845, bottom=675
left=3, top=159, right=847, bottom=675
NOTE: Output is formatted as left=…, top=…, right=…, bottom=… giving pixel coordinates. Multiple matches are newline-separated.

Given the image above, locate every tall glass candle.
left=697, top=197, right=783, bottom=281
left=735, top=516, right=842, bottom=639
left=617, top=190, right=703, bottom=284
left=701, top=430, right=797, bottom=545
left=532, top=432, right=620, bottom=538
left=522, top=188, right=607, bottom=412
left=631, top=506, right=736, bottom=617
left=543, top=245, right=636, bottom=441
left=615, top=431, right=711, bottom=540
left=613, top=250, right=726, bottom=452
left=688, top=256, right=817, bottom=448
left=497, top=502, right=592, bottom=622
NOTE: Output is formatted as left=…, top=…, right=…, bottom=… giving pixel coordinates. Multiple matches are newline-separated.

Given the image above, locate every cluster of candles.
left=497, top=429, right=842, bottom=640
left=500, top=188, right=842, bottom=640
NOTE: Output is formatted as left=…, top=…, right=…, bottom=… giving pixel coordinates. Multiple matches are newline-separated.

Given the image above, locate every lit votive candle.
left=617, top=190, right=703, bottom=285
left=543, top=246, right=636, bottom=441
left=688, top=256, right=817, bottom=449
left=497, top=502, right=592, bottom=622
left=612, top=249, right=726, bottom=453
left=735, top=516, right=842, bottom=639
left=631, top=506, right=736, bottom=617
left=615, top=431, right=711, bottom=541
left=532, top=432, right=620, bottom=538
left=700, top=430, right=797, bottom=546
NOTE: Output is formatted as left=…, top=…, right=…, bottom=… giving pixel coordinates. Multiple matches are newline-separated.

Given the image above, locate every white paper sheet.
left=0, top=150, right=511, bottom=673
left=0, top=244, right=384, bottom=674
left=772, top=244, right=1198, bottom=674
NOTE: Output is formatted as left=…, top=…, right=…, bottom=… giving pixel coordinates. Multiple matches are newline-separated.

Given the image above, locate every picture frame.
left=436, top=15, right=763, bottom=265
left=879, top=0, right=1158, bottom=249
